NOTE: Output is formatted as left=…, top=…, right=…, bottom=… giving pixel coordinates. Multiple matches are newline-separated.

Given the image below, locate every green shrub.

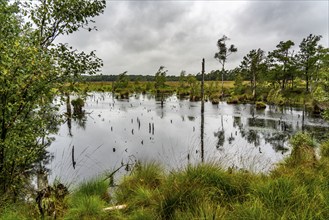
left=227, top=96, right=239, bottom=104
left=267, top=89, right=285, bottom=105
left=71, top=97, right=85, bottom=114
left=255, top=101, right=266, bottom=109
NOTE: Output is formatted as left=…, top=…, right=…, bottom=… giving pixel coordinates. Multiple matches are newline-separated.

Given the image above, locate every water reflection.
left=48, top=93, right=329, bottom=184
left=214, top=130, right=225, bottom=149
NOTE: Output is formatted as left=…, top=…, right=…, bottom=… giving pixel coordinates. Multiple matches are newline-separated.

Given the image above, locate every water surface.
left=48, top=92, right=329, bottom=184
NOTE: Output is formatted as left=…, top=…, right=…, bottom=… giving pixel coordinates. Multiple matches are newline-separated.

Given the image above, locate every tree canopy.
left=0, top=0, right=106, bottom=198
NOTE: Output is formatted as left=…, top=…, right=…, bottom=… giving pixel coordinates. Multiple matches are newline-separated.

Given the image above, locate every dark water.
left=48, top=92, right=329, bottom=184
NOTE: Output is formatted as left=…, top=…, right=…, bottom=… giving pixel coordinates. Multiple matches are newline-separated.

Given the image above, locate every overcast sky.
left=58, top=0, right=329, bottom=76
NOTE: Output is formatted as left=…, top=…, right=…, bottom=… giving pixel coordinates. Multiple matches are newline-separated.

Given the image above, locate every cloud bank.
left=58, top=1, right=329, bottom=75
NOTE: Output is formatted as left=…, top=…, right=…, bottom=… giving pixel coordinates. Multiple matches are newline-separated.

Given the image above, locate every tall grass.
left=64, top=195, right=106, bottom=220
left=72, top=177, right=110, bottom=201
left=64, top=177, right=110, bottom=220
left=109, top=133, right=329, bottom=219
left=3, top=132, right=329, bottom=219
left=0, top=203, right=36, bottom=220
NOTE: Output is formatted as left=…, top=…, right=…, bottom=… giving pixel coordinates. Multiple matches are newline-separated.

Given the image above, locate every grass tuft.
left=73, top=177, right=110, bottom=201
left=64, top=195, right=106, bottom=220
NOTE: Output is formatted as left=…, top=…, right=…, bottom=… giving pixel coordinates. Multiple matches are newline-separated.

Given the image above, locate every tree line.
left=85, top=33, right=328, bottom=97
left=82, top=69, right=238, bottom=82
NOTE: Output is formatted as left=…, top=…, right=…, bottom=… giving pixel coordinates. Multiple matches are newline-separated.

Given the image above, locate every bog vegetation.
left=2, top=132, right=329, bottom=219
left=1, top=0, right=329, bottom=219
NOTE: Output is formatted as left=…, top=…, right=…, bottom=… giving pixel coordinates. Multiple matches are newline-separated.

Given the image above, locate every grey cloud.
left=235, top=1, right=328, bottom=47
left=104, top=2, right=193, bottom=54
left=58, top=1, right=328, bottom=75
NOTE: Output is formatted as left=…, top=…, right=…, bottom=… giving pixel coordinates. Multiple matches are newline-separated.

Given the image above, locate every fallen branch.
left=103, top=204, right=127, bottom=211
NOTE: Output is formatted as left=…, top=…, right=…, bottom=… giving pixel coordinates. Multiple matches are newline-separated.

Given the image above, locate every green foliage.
left=240, top=48, right=267, bottom=100
left=154, top=66, right=167, bottom=91
left=214, top=35, right=238, bottom=96
left=113, top=71, right=129, bottom=91
left=267, top=88, right=285, bottom=105
left=0, top=0, right=105, bottom=199
left=179, top=70, right=187, bottom=88
left=187, top=75, right=200, bottom=101
left=297, top=34, right=323, bottom=92
left=71, top=97, right=85, bottom=115
left=267, top=40, right=295, bottom=90
left=233, top=72, right=244, bottom=94
left=214, top=35, right=238, bottom=65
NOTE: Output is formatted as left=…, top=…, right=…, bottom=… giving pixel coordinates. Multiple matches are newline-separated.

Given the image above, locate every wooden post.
left=201, top=58, right=205, bottom=162
left=66, top=93, right=72, bottom=136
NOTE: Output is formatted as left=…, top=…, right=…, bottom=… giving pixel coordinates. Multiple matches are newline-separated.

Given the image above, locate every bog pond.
left=48, top=92, right=329, bottom=184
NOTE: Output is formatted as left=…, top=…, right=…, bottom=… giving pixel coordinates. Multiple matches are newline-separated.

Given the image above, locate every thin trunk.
left=201, top=58, right=205, bottom=163
left=291, top=73, right=294, bottom=89
left=66, top=93, right=72, bottom=136
left=252, top=71, right=256, bottom=102
left=0, top=92, right=7, bottom=193
left=305, top=66, right=309, bottom=92
left=161, top=92, right=164, bottom=108
left=282, top=79, right=285, bottom=90
left=221, top=62, right=225, bottom=100
left=302, top=100, right=306, bottom=132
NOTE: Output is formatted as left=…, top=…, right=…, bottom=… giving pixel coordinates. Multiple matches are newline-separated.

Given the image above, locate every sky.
left=58, top=0, right=329, bottom=76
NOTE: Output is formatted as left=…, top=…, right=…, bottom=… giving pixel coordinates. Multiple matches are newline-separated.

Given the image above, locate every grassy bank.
left=78, top=81, right=319, bottom=108
left=2, top=133, right=329, bottom=219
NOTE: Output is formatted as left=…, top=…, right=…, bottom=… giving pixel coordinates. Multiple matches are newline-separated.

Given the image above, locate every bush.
left=255, top=101, right=266, bottom=109
left=71, top=98, right=85, bottom=114
left=267, top=89, right=285, bottom=105
left=227, top=96, right=239, bottom=104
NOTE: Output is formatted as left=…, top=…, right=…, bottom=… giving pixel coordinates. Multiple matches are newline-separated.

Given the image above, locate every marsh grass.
left=3, top=132, right=329, bottom=219
left=64, top=195, right=107, bottom=220
left=72, top=177, right=110, bottom=201
left=63, top=177, right=110, bottom=220
left=115, top=162, right=164, bottom=210
left=108, top=133, right=329, bottom=219
left=0, top=202, right=38, bottom=220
